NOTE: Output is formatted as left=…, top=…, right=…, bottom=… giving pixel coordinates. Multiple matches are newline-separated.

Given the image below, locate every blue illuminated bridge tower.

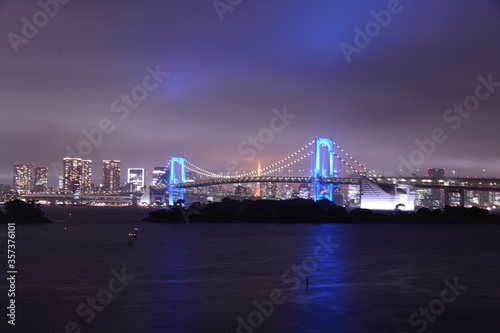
left=168, top=157, right=186, bottom=206
left=311, top=137, right=338, bottom=201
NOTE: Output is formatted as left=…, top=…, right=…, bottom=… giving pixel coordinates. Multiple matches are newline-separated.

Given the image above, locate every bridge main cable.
left=184, top=140, right=316, bottom=179
left=183, top=139, right=370, bottom=179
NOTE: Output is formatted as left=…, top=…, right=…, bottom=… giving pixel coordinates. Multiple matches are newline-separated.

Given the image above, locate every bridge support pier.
left=168, top=188, right=184, bottom=206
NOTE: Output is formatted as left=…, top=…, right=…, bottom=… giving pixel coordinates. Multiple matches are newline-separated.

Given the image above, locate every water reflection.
left=12, top=207, right=500, bottom=333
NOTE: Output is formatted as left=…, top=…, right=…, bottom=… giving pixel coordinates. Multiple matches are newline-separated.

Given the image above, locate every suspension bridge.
left=162, top=137, right=500, bottom=210
left=166, top=137, right=365, bottom=205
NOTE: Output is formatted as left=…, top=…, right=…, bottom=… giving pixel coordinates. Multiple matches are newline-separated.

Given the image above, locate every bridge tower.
left=312, top=137, right=337, bottom=201
left=168, top=157, right=186, bottom=206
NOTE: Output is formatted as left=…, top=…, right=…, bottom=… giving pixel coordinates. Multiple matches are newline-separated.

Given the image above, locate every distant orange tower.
left=255, top=161, right=261, bottom=197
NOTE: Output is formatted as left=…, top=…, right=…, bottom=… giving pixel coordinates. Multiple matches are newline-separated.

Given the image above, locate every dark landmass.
left=143, top=198, right=500, bottom=224
left=0, top=200, right=53, bottom=223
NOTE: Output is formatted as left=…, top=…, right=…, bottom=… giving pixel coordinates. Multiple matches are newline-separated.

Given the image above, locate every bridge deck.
left=169, top=176, right=500, bottom=191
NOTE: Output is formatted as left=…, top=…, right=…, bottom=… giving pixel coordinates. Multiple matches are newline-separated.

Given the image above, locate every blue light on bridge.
left=167, top=138, right=339, bottom=204
left=168, top=157, right=186, bottom=206
left=312, top=137, right=337, bottom=202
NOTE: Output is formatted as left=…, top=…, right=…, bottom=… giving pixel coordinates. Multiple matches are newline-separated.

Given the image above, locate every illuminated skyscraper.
left=63, top=158, right=92, bottom=194
left=57, top=172, right=64, bottom=191
left=34, top=167, right=48, bottom=193
left=151, top=167, right=167, bottom=186
left=13, top=163, right=35, bottom=193
left=299, top=183, right=310, bottom=199
left=82, top=160, right=92, bottom=192
left=127, top=168, right=145, bottom=191
left=102, top=160, right=121, bottom=193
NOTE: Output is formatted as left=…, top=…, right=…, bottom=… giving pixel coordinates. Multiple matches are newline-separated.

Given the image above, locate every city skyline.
left=7, top=154, right=500, bottom=193
left=2, top=2, right=499, bottom=332
left=7, top=155, right=500, bottom=210
left=1, top=1, right=500, bottom=187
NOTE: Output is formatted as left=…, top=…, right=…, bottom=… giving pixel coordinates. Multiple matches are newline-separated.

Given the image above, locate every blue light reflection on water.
left=10, top=207, right=500, bottom=333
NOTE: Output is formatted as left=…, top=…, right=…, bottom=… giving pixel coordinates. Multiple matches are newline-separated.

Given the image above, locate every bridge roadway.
left=19, top=194, right=136, bottom=202
left=171, top=176, right=359, bottom=188
left=17, top=177, right=500, bottom=203
left=170, top=176, right=500, bottom=191
left=372, top=177, right=500, bottom=191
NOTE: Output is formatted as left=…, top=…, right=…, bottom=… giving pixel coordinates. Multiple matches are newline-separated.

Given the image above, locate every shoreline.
left=143, top=198, right=500, bottom=224
left=0, top=216, right=53, bottom=224
left=143, top=214, right=500, bottom=224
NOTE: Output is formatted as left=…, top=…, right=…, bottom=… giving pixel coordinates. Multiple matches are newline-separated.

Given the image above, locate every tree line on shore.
left=146, top=198, right=498, bottom=223
left=0, top=200, right=51, bottom=223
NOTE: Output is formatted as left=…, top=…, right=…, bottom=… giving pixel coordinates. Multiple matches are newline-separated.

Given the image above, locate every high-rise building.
left=102, top=160, right=121, bottom=193
left=299, top=184, right=310, bottom=199
left=427, top=168, right=445, bottom=208
left=34, top=167, right=48, bottom=193
left=151, top=167, right=167, bottom=187
left=63, top=158, right=92, bottom=194
left=13, top=163, right=35, bottom=193
left=127, top=168, right=145, bottom=191
left=262, top=182, right=278, bottom=198
left=81, top=160, right=92, bottom=192
left=58, top=172, right=64, bottom=191
left=234, top=185, right=248, bottom=195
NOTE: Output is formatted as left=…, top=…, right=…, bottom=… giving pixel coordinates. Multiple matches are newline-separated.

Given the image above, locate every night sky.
left=1, top=0, right=500, bottom=186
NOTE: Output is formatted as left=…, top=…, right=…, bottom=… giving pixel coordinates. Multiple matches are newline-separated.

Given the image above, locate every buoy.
left=128, top=231, right=136, bottom=245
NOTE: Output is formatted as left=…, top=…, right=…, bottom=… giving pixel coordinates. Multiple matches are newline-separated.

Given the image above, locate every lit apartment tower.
left=34, top=167, right=48, bottom=193
left=102, top=160, right=121, bottom=193
left=63, top=158, right=79, bottom=193
left=13, top=163, right=35, bottom=193
left=63, top=158, right=92, bottom=194
left=81, top=160, right=92, bottom=192
left=151, top=167, right=167, bottom=186
left=58, top=172, right=64, bottom=191
left=127, top=168, right=145, bottom=191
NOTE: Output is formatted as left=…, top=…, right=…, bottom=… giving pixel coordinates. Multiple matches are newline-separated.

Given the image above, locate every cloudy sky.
left=1, top=0, right=500, bottom=186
